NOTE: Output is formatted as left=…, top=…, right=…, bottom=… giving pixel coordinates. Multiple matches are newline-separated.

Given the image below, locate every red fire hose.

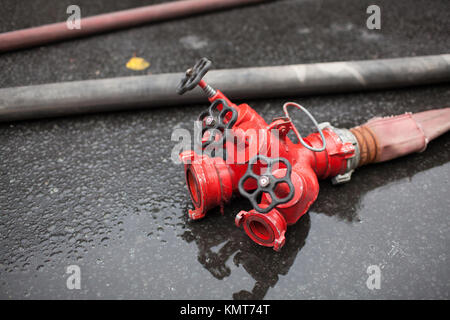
left=0, top=0, right=269, bottom=52
left=177, top=58, right=450, bottom=251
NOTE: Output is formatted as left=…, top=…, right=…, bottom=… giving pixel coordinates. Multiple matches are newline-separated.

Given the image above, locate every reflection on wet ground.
left=182, top=203, right=310, bottom=300
left=313, top=132, right=450, bottom=223
left=180, top=132, right=449, bottom=299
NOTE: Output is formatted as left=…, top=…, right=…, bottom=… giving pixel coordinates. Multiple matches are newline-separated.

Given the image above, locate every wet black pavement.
left=0, top=0, right=449, bottom=299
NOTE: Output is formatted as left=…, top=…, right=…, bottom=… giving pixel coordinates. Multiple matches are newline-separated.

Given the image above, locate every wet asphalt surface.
left=0, top=0, right=449, bottom=299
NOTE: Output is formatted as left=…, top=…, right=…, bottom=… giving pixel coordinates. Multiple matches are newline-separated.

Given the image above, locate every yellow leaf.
left=126, top=57, right=150, bottom=71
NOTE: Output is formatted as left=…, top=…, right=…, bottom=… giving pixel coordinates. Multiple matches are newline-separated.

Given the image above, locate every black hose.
left=0, top=54, right=449, bottom=122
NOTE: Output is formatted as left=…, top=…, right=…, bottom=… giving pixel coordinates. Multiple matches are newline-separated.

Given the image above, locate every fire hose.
left=177, top=58, right=450, bottom=251
left=0, top=0, right=270, bottom=52
left=0, top=54, right=449, bottom=122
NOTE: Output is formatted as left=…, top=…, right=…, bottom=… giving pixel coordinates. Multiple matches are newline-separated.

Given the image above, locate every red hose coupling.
left=180, top=150, right=237, bottom=220
left=234, top=164, right=316, bottom=251
left=235, top=209, right=287, bottom=251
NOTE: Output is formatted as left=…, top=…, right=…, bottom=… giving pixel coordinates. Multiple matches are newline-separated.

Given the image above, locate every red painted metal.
left=234, top=119, right=353, bottom=251
left=180, top=80, right=354, bottom=250
left=178, top=61, right=450, bottom=251
left=180, top=84, right=269, bottom=220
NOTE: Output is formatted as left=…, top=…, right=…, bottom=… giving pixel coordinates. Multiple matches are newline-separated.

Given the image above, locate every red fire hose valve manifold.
left=176, top=58, right=450, bottom=251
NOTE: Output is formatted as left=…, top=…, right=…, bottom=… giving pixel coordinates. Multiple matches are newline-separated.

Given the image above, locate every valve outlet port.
left=249, top=220, right=271, bottom=241
left=186, top=167, right=201, bottom=208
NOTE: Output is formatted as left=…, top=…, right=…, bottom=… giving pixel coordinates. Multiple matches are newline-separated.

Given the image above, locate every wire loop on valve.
left=282, top=102, right=326, bottom=152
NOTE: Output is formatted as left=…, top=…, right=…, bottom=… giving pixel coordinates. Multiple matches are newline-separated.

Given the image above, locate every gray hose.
left=1, top=54, right=449, bottom=122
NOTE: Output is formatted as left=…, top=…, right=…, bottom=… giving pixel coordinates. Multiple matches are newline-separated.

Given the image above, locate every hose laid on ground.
left=0, top=54, right=449, bottom=122
left=0, top=0, right=270, bottom=52
left=351, top=108, right=450, bottom=167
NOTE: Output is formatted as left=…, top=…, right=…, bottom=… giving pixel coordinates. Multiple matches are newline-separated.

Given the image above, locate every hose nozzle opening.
left=236, top=208, right=287, bottom=251
left=180, top=151, right=233, bottom=220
